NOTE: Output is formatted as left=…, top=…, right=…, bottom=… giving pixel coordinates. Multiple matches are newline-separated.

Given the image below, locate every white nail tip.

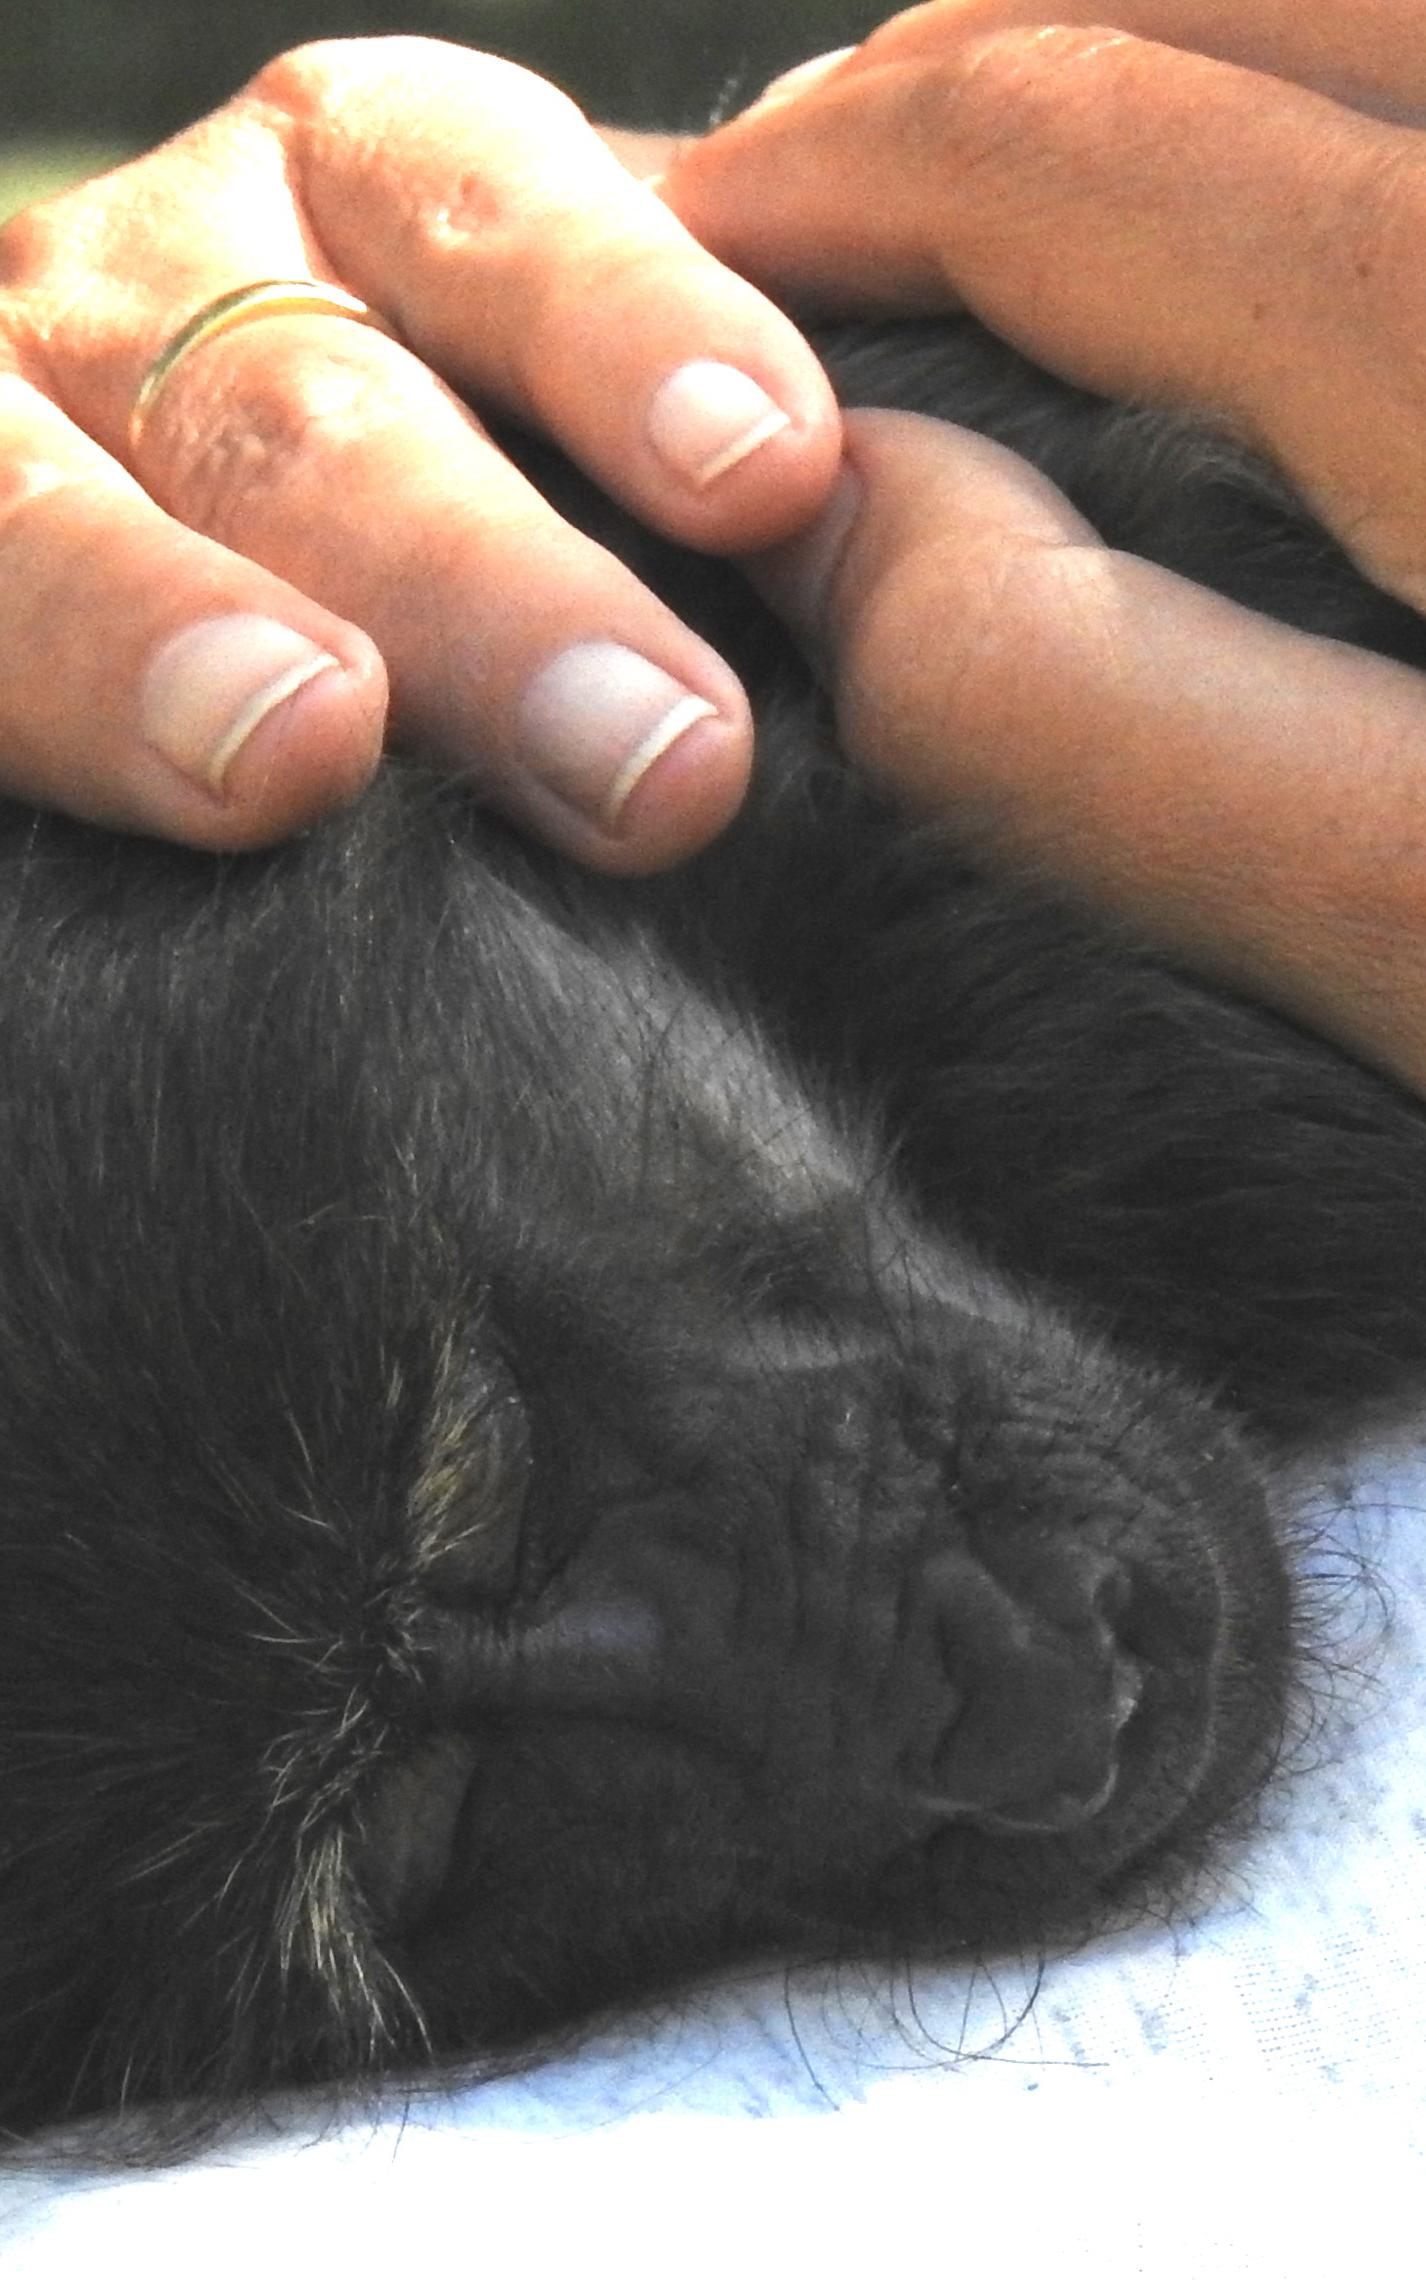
left=203, top=654, right=343, bottom=783
left=519, top=640, right=722, bottom=824
left=142, top=615, right=345, bottom=792
left=647, top=361, right=793, bottom=488
left=692, top=407, right=794, bottom=486
left=602, top=692, right=718, bottom=820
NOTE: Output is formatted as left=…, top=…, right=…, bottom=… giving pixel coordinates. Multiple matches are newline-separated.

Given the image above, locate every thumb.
left=746, top=406, right=1426, bottom=1091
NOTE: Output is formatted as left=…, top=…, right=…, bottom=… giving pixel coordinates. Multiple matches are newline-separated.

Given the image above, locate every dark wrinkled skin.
left=4, top=316, right=1426, bottom=2148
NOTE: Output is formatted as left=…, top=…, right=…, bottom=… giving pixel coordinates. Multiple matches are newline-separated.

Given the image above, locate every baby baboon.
left=4, top=315, right=1426, bottom=2144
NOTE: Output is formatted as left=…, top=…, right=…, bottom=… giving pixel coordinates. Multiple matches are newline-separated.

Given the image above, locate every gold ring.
left=129, top=280, right=398, bottom=452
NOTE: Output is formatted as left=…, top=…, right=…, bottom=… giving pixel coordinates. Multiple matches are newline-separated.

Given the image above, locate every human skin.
left=0, top=41, right=842, bottom=861
left=658, top=2, right=1426, bottom=1093
left=4, top=7, right=1426, bottom=1088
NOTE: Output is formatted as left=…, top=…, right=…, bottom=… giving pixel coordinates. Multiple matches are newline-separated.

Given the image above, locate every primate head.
left=41, top=295, right=1426, bottom=2146
left=0, top=754, right=1293, bottom=2140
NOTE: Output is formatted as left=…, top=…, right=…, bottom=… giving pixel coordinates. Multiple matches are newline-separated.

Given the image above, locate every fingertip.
left=749, top=407, right=1104, bottom=653
left=746, top=46, right=861, bottom=114
left=640, top=346, right=844, bottom=553
left=498, top=662, right=754, bottom=875
left=601, top=696, right=754, bottom=870
left=744, top=457, right=866, bottom=657
left=141, top=613, right=390, bottom=850
left=210, top=623, right=390, bottom=844
left=646, top=360, right=796, bottom=492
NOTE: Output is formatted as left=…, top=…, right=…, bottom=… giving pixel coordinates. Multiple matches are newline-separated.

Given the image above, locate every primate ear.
left=358, top=1732, right=483, bottom=1931
left=359, top=1592, right=669, bottom=1934
left=404, top=1593, right=668, bottom=1719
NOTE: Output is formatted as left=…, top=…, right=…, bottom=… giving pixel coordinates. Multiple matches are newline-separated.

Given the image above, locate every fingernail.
left=519, top=641, right=720, bottom=825
left=751, top=47, right=858, bottom=111
left=747, top=460, right=864, bottom=657
left=647, top=360, right=792, bottom=488
left=142, top=615, right=347, bottom=792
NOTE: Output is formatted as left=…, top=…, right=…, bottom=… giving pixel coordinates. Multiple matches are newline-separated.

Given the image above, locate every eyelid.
left=408, top=1354, right=532, bottom=1606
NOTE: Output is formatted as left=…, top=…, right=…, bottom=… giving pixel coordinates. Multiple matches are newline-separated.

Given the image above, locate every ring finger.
left=1, top=38, right=842, bottom=859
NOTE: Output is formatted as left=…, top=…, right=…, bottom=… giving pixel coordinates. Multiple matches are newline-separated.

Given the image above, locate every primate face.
left=388, top=1216, right=1292, bottom=2050
left=364, top=906, right=1294, bottom=2036
left=0, top=776, right=1292, bottom=2130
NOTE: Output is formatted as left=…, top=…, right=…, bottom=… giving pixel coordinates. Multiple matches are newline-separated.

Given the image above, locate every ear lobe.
left=358, top=1732, right=482, bottom=1931
left=357, top=1595, right=668, bottom=1937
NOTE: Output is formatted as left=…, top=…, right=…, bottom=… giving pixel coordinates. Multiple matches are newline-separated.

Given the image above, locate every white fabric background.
left=4, top=1443, right=1424, bottom=2278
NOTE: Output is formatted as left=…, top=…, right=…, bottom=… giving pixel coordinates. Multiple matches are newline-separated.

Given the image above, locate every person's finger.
left=115, top=306, right=756, bottom=869
left=1, top=39, right=843, bottom=862
left=598, top=127, right=697, bottom=180
left=0, top=371, right=387, bottom=848
left=664, top=24, right=1426, bottom=616
left=94, top=44, right=842, bottom=556
left=750, top=408, right=1426, bottom=1094
left=750, top=1, right=1426, bottom=125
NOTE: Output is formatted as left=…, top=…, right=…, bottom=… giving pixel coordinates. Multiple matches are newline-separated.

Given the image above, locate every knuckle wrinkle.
left=940, top=24, right=1141, bottom=177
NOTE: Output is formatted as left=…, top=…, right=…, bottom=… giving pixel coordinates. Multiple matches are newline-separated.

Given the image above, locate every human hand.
left=0, top=39, right=840, bottom=859
left=659, top=1, right=1426, bottom=1092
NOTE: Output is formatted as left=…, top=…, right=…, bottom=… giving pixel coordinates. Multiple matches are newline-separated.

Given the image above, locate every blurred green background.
left=1, top=1, right=893, bottom=219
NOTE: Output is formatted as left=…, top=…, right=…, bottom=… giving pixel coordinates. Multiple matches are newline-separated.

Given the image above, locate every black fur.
left=4, top=315, right=1426, bottom=2149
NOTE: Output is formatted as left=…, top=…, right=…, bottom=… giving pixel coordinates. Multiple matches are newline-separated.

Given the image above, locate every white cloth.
left=4, top=1447, right=1424, bottom=2278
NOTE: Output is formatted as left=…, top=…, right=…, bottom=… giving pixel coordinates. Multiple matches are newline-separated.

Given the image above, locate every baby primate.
left=4, top=316, right=1426, bottom=2147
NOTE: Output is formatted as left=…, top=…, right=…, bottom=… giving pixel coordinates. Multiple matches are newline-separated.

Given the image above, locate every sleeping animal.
left=4, top=312, right=1426, bottom=2145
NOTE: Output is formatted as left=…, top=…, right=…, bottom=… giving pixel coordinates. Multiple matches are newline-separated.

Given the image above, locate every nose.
left=915, top=1541, right=1145, bottom=1832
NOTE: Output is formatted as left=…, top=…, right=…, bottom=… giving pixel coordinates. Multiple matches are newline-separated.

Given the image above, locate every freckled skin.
left=3, top=315, right=1426, bottom=2148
